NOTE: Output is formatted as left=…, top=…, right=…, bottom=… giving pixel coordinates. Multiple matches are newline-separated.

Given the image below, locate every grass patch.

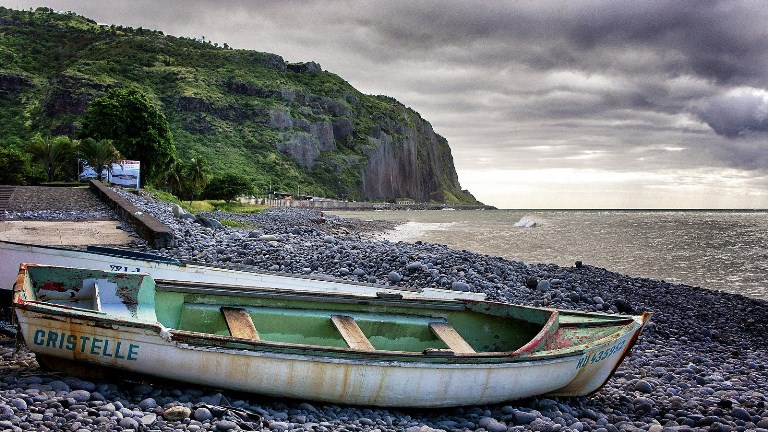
left=142, top=187, right=267, bottom=214
left=187, top=200, right=215, bottom=212
left=207, top=200, right=267, bottom=214
left=220, top=218, right=257, bottom=229
left=185, top=199, right=267, bottom=214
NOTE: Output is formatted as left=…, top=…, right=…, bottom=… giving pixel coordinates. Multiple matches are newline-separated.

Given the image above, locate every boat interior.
left=16, top=265, right=634, bottom=357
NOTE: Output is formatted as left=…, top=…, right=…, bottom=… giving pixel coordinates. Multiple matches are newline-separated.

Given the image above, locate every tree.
left=163, top=161, right=187, bottom=200
left=80, top=88, right=176, bottom=186
left=0, top=147, right=34, bottom=185
left=204, top=173, right=253, bottom=202
left=78, top=138, right=120, bottom=181
left=185, top=156, right=211, bottom=204
left=25, top=134, right=78, bottom=182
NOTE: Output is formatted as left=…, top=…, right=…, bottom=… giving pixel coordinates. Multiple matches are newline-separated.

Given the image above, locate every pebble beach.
left=1, top=187, right=767, bottom=432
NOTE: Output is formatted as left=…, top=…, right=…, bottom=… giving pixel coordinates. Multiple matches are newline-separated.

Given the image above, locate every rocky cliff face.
left=362, top=114, right=460, bottom=202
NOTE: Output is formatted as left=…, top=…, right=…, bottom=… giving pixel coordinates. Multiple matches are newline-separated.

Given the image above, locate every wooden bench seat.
left=429, top=322, right=476, bottom=354
left=221, top=307, right=260, bottom=340
left=331, top=315, right=374, bottom=351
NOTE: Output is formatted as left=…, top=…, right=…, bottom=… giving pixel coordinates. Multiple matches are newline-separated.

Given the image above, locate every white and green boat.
left=0, top=240, right=484, bottom=302
left=13, top=263, right=649, bottom=407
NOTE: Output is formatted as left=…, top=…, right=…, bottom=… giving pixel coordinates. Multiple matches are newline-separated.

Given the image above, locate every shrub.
left=203, top=172, right=252, bottom=202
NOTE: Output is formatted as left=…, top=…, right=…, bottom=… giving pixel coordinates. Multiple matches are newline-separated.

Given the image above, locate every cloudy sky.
left=5, top=0, right=768, bottom=208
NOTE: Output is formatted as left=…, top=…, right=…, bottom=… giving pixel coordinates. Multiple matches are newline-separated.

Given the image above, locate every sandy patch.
left=0, top=221, right=134, bottom=246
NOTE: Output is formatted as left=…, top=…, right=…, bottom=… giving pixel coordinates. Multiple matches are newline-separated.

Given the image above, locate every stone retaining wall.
left=88, top=181, right=175, bottom=249
left=241, top=197, right=493, bottom=211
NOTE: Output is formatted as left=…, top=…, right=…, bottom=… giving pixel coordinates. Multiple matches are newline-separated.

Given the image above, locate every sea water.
left=329, top=209, right=768, bottom=301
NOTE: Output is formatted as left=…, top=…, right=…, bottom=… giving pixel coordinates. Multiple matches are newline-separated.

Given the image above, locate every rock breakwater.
left=0, top=187, right=766, bottom=431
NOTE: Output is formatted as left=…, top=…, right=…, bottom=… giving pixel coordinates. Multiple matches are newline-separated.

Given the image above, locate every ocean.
left=329, top=209, right=768, bottom=301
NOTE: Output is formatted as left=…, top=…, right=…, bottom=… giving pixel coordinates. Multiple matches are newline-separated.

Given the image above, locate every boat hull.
left=15, top=307, right=644, bottom=407
left=0, top=240, right=483, bottom=301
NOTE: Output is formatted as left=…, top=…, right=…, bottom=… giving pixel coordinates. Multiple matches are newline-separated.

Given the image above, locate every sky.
left=4, top=0, right=768, bottom=209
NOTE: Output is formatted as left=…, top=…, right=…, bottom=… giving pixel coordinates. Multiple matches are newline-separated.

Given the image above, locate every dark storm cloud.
left=694, top=91, right=768, bottom=137
left=347, top=1, right=768, bottom=83
left=312, top=0, right=768, bottom=149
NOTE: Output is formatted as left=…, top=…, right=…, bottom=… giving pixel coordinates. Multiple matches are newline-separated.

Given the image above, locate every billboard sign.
left=78, top=159, right=107, bottom=182
left=108, top=160, right=141, bottom=188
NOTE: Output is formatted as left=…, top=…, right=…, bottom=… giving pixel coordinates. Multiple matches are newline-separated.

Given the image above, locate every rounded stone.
left=731, top=407, right=751, bottom=421
left=406, top=261, right=423, bottom=271
left=10, top=399, right=27, bottom=411
left=194, top=407, right=213, bottom=422
left=163, top=406, right=192, bottom=421
left=478, top=417, right=508, bottom=432
left=451, top=281, right=471, bottom=292
left=388, top=271, right=403, bottom=282
left=67, top=378, right=96, bottom=391
left=513, top=409, right=537, bottom=424
left=119, top=417, right=139, bottom=429
left=47, top=380, right=70, bottom=392
left=536, top=280, right=551, bottom=292
left=140, top=413, right=157, bottom=426
left=66, top=390, right=91, bottom=403
left=215, top=419, right=238, bottom=431
left=634, top=379, right=654, bottom=393
left=138, top=397, right=158, bottom=410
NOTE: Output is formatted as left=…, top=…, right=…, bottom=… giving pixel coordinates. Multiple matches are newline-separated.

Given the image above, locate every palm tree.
left=78, top=138, right=120, bottom=181
left=185, top=156, right=211, bottom=205
left=164, top=162, right=186, bottom=200
left=25, top=134, right=78, bottom=182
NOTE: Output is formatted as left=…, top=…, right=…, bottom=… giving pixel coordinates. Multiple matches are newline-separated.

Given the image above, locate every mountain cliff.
left=0, top=7, right=482, bottom=204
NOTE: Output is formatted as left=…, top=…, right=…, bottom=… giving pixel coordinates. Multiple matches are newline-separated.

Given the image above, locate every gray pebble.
left=47, top=380, right=70, bottom=392
left=536, top=280, right=551, bottom=292
left=119, top=416, right=139, bottom=429
left=140, top=412, right=157, bottom=426
left=194, top=407, right=213, bottom=421
left=9, top=399, right=26, bottom=411
left=215, top=419, right=239, bottom=431
left=138, top=397, right=158, bottom=410
left=65, top=390, right=91, bottom=403
left=634, top=379, right=654, bottom=393
left=406, top=261, right=423, bottom=271
left=513, top=409, right=538, bottom=424
left=451, top=281, right=471, bottom=292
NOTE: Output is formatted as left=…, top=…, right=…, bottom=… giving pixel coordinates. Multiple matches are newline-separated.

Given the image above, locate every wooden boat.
left=13, top=263, right=649, bottom=407
left=0, top=240, right=484, bottom=302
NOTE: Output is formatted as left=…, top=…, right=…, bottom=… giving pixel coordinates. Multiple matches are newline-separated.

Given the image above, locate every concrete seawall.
left=88, top=181, right=175, bottom=249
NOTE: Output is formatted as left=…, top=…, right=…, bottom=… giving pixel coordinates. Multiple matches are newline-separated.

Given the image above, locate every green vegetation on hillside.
left=0, top=7, right=482, bottom=205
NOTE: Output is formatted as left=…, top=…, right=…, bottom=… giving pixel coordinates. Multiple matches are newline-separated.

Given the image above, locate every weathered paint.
left=13, top=264, right=649, bottom=407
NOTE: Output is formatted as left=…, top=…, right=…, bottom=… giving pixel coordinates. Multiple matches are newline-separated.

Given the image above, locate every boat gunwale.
left=15, top=298, right=645, bottom=364
left=155, top=280, right=467, bottom=310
